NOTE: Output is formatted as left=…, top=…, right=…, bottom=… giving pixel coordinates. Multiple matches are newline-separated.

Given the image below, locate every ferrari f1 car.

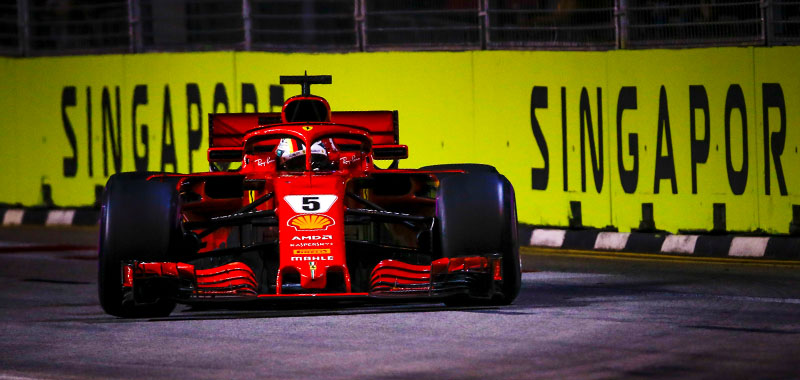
left=98, top=74, right=520, bottom=318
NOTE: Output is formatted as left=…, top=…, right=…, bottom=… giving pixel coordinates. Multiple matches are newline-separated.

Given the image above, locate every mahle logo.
left=291, top=256, right=333, bottom=262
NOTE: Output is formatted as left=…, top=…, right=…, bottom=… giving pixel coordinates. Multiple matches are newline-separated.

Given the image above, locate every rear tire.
left=98, top=172, right=180, bottom=318
left=435, top=171, right=521, bottom=306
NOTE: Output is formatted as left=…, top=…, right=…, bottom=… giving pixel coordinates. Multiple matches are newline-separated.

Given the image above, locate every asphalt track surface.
left=1, top=226, right=800, bottom=379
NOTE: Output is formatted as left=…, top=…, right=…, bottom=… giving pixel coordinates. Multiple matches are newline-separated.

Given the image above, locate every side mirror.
left=372, top=145, right=408, bottom=160
left=207, top=147, right=243, bottom=162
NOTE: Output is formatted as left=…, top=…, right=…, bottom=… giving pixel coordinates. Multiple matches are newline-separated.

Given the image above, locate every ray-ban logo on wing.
left=287, top=214, right=334, bottom=231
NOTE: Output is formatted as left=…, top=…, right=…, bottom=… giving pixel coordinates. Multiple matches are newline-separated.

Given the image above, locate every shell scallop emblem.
left=287, top=214, right=334, bottom=231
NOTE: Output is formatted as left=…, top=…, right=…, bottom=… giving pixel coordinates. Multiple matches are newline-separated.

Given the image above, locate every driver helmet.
left=276, top=138, right=328, bottom=170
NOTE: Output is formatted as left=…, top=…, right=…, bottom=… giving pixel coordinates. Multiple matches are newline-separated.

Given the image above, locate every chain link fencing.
left=0, top=2, right=18, bottom=55
left=1, top=0, right=798, bottom=56
left=487, top=0, right=616, bottom=49
left=771, top=0, right=800, bottom=44
left=626, top=0, right=763, bottom=47
left=21, top=0, right=129, bottom=55
left=138, top=0, right=245, bottom=51
left=250, top=0, right=357, bottom=51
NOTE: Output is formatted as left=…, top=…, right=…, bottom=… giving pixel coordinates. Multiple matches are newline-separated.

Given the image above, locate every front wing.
left=123, top=255, right=506, bottom=304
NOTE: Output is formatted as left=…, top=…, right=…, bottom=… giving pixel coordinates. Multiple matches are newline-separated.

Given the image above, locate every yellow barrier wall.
left=754, top=48, right=800, bottom=234
left=1, top=47, right=799, bottom=234
left=606, top=48, right=760, bottom=233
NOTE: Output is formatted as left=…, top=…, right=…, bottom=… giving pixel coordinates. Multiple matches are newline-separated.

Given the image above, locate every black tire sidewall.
left=497, top=177, right=521, bottom=304
left=98, top=172, right=180, bottom=317
left=436, top=172, right=521, bottom=303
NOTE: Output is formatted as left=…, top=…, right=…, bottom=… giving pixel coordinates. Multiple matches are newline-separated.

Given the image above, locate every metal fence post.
left=16, top=0, right=29, bottom=56
left=762, top=0, right=772, bottom=46
left=355, top=0, right=366, bottom=51
left=616, top=0, right=629, bottom=49
left=480, top=0, right=489, bottom=50
left=243, top=0, right=252, bottom=50
left=128, top=0, right=143, bottom=53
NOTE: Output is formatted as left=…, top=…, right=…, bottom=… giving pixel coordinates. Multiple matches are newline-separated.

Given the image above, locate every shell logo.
left=287, top=214, right=334, bottom=231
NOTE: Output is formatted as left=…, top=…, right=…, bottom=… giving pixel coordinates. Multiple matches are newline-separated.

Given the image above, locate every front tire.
left=98, top=172, right=180, bottom=318
left=435, top=171, right=521, bottom=305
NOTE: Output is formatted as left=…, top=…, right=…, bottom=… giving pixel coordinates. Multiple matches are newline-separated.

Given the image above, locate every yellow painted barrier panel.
left=1, top=47, right=799, bottom=234
left=122, top=52, right=236, bottom=175
left=472, top=51, right=612, bottom=229
left=0, top=53, right=235, bottom=206
left=2, top=55, right=126, bottom=206
left=0, top=57, right=18, bottom=205
left=755, top=46, right=800, bottom=234
left=607, top=48, right=759, bottom=233
left=471, top=47, right=798, bottom=234
left=29, top=55, right=127, bottom=206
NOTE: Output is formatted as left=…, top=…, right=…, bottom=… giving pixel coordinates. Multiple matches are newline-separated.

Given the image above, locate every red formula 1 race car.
left=98, top=74, right=520, bottom=318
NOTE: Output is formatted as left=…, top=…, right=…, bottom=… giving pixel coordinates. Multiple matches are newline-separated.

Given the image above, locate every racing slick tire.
left=435, top=171, right=521, bottom=306
left=98, top=172, right=181, bottom=318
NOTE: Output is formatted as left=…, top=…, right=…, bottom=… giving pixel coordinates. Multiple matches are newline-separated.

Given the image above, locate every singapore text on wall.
left=0, top=47, right=798, bottom=234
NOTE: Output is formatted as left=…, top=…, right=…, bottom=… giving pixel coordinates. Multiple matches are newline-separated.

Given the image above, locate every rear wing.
left=208, top=111, right=399, bottom=148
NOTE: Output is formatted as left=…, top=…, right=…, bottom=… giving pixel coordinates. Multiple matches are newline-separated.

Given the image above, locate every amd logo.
left=291, top=235, right=333, bottom=241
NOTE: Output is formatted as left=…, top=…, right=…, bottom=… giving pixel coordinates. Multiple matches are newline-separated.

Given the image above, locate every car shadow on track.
left=84, top=302, right=502, bottom=323
left=51, top=276, right=702, bottom=324
left=85, top=286, right=592, bottom=323
left=81, top=279, right=685, bottom=323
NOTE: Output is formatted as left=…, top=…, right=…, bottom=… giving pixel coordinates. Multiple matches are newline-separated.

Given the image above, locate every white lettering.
left=290, top=255, right=334, bottom=262
left=254, top=157, right=274, bottom=166
left=291, top=235, right=333, bottom=241
left=284, top=195, right=338, bottom=214
left=340, top=156, right=361, bottom=165
left=289, top=242, right=333, bottom=247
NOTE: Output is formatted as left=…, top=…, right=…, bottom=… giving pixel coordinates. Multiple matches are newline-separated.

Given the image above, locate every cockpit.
left=244, top=132, right=371, bottom=173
